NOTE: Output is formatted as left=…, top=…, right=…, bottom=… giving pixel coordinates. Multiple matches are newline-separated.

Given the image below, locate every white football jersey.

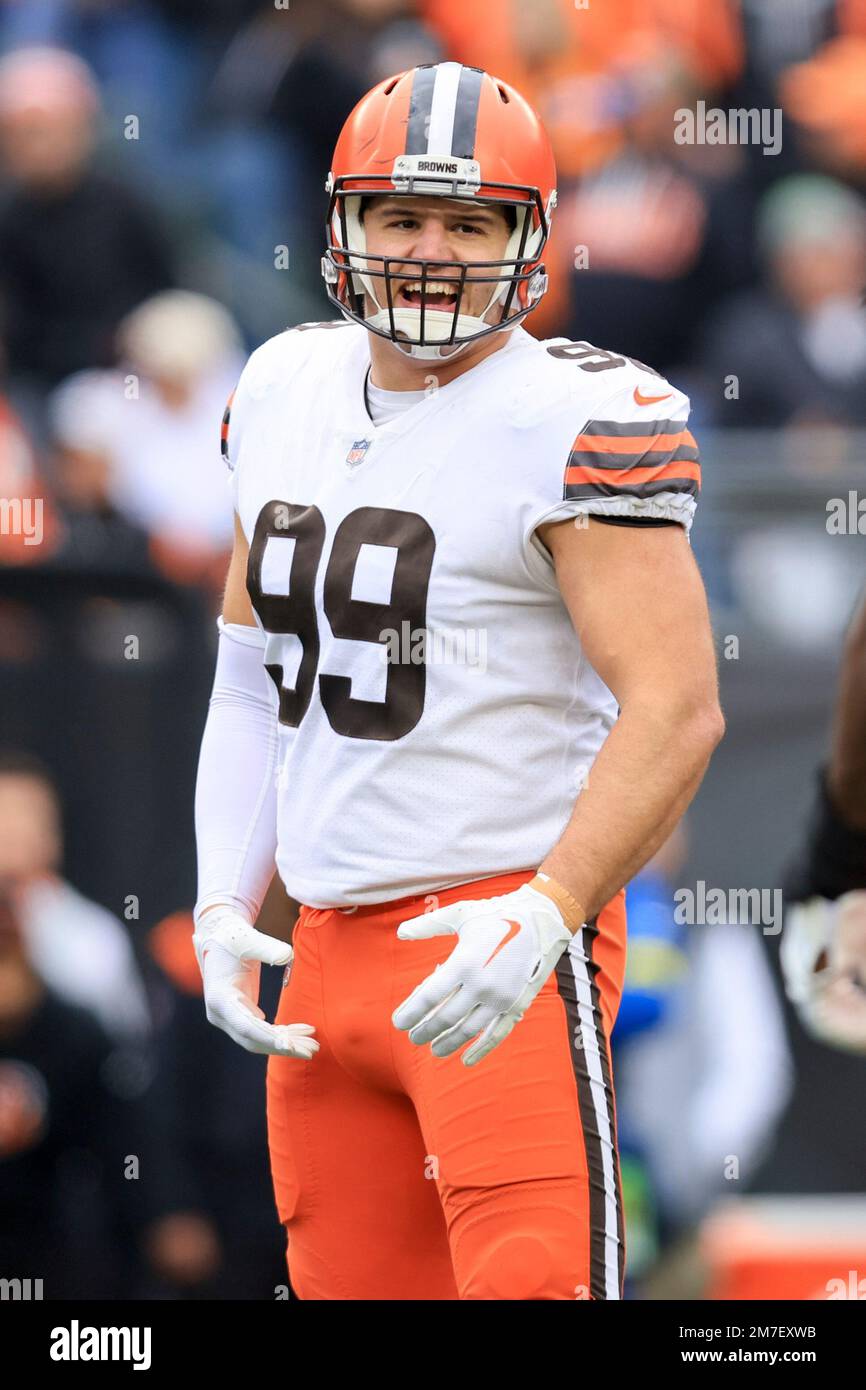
left=224, top=321, right=699, bottom=908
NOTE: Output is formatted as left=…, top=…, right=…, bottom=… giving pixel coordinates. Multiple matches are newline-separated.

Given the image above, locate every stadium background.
left=0, top=0, right=864, bottom=1300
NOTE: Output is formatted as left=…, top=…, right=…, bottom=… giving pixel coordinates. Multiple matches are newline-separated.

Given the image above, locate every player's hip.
left=275, top=873, right=626, bottom=1085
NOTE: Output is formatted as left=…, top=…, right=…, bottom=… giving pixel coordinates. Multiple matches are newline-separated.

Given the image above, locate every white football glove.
left=392, top=883, right=575, bottom=1067
left=780, top=890, right=866, bottom=1054
left=192, top=906, right=318, bottom=1058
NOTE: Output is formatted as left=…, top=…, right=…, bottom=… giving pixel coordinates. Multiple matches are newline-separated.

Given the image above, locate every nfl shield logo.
left=346, top=438, right=371, bottom=468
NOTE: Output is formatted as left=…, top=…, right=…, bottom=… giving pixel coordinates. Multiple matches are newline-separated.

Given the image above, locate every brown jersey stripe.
left=567, top=445, right=699, bottom=472
left=580, top=417, right=685, bottom=439
left=564, top=476, right=700, bottom=501
left=570, top=428, right=698, bottom=457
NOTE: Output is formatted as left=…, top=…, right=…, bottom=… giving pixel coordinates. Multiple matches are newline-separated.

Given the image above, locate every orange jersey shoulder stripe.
left=564, top=459, right=701, bottom=488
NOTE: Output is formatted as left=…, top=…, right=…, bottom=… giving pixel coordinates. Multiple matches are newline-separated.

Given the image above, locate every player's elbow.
left=678, top=691, right=726, bottom=758
left=698, top=698, right=726, bottom=753
left=626, top=684, right=725, bottom=758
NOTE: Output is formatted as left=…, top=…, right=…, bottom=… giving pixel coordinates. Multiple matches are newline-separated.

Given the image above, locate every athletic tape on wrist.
left=529, top=872, right=587, bottom=932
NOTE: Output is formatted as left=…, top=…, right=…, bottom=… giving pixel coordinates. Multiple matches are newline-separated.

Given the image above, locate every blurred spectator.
left=0, top=747, right=150, bottom=1041
left=212, top=0, right=434, bottom=178
left=0, top=877, right=225, bottom=1299
left=782, top=32, right=866, bottom=178
left=421, top=0, right=743, bottom=179
left=0, top=882, right=152, bottom=1297
left=0, top=46, right=174, bottom=395
left=738, top=590, right=866, bottom=1200
left=0, top=391, right=65, bottom=566
left=700, top=175, right=866, bottom=426
left=0, top=391, right=34, bottom=491
left=733, top=0, right=866, bottom=181
left=619, top=916, right=793, bottom=1239
left=50, top=290, right=242, bottom=590
left=558, top=45, right=756, bottom=372
left=612, top=816, right=792, bottom=1250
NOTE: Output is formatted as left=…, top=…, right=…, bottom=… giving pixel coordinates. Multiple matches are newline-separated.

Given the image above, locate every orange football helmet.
left=322, top=63, right=558, bottom=360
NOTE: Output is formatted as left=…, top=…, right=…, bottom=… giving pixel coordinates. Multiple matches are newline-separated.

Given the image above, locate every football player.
left=193, top=63, right=724, bottom=1300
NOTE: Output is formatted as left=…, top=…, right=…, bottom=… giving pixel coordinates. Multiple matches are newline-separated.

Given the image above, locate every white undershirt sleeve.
left=194, top=616, right=281, bottom=925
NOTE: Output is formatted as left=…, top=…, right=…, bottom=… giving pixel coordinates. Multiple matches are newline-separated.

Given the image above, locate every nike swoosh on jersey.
left=483, top=918, right=522, bottom=967
left=633, top=387, right=673, bottom=406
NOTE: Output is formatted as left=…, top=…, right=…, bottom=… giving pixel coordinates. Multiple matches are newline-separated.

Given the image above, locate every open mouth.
left=398, top=280, right=461, bottom=312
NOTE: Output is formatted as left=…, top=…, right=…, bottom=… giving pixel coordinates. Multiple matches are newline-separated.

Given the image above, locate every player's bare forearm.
left=828, top=589, right=866, bottom=831
left=536, top=515, right=724, bottom=921
left=539, top=702, right=718, bottom=921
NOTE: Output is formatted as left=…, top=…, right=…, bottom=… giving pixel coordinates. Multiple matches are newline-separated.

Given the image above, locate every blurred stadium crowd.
left=0, top=0, right=864, bottom=1299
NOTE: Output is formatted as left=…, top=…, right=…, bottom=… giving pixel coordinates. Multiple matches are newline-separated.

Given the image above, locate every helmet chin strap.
left=363, top=304, right=504, bottom=360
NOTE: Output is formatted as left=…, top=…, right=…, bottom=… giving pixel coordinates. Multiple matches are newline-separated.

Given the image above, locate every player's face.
left=361, top=196, right=512, bottom=323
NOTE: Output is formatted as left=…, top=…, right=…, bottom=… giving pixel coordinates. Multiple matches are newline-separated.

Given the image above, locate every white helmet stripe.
left=425, top=62, right=463, bottom=157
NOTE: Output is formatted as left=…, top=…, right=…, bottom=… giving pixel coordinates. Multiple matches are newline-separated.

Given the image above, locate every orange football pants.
left=266, top=869, right=627, bottom=1300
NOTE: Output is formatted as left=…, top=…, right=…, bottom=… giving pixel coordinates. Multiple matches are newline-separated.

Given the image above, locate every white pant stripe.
left=569, top=928, right=622, bottom=1299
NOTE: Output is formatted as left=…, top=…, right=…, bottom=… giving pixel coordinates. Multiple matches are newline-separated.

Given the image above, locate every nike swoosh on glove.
left=780, top=890, right=866, bottom=1054
left=391, top=883, right=574, bottom=1067
left=192, top=906, right=318, bottom=1058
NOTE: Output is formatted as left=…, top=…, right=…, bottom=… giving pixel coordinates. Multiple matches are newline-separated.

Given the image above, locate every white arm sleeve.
left=194, top=616, right=280, bottom=925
